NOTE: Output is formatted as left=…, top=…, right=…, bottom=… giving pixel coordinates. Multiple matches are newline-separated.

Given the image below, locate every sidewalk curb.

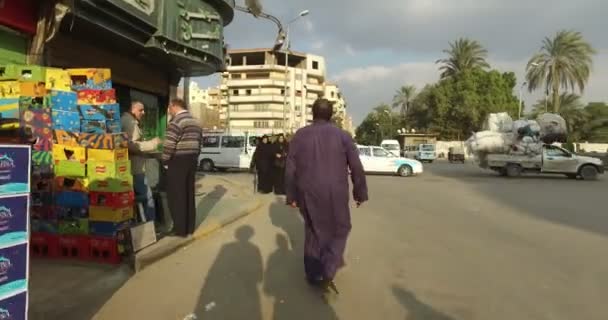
left=134, top=180, right=263, bottom=273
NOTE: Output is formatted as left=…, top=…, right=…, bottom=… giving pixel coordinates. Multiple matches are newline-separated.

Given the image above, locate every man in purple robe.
left=285, top=98, right=368, bottom=293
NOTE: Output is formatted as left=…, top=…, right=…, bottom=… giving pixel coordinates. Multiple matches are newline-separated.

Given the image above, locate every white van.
left=199, top=131, right=259, bottom=171
left=380, top=140, right=401, bottom=156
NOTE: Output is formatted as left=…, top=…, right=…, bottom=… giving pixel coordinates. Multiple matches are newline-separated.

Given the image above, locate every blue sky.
left=195, top=0, right=608, bottom=125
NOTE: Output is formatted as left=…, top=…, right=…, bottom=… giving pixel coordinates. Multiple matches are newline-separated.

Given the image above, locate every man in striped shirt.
left=162, top=99, right=202, bottom=237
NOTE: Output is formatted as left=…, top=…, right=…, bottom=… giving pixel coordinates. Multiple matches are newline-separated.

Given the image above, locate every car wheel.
left=505, top=163, right=522, bottom=178
left=579, top=165, right=598, bottom=181
left=398, top=165, right=413, bottom=177
left=200, top=159, right=214, bottom=172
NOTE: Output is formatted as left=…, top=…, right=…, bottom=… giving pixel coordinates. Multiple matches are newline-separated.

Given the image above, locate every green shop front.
left=44, top=0, right=235, bottom=140
left=0, top=1, right=234, bottom=317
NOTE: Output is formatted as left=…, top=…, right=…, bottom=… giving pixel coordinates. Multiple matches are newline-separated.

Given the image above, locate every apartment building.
left=180, top=82, right=225, bottom=129
left=218, top=48, right=328, bottom=135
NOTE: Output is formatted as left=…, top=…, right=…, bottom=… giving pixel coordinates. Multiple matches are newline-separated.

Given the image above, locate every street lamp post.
left=518, top=81, right=527, bottom=119
left=384, top=110, right=392, bottom=137
left=282, top=10, right=310, bottom=134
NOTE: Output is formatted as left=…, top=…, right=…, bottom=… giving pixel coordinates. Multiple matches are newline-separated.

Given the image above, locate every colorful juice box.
left=87, top=148, right=128, bottom=162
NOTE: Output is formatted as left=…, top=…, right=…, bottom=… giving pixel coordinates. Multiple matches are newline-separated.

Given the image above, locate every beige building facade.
left=191, top=48, right=353, bottom=135
left=219, top=48, right=331, bottom=134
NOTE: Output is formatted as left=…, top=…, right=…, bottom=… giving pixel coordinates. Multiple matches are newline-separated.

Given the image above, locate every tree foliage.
left=355, top=104, right=403, bottom=145
left=526, top=30, right=596, bottom=113
left=407, top=69, right=518, bottom=140
left=392, top=86, right=417, bottom=117
left=528, top=96, right=608, bottom=143
left=436, top=38, right=490, bottom=79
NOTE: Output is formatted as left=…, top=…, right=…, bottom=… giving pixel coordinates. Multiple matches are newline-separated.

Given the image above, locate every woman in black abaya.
left=250, top=135, right=274, bottom=193
left=272, top=134, right=289, bottom=195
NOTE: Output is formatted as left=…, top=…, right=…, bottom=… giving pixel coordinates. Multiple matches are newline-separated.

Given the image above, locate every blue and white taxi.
left=357, top=145, right=423, bottom=177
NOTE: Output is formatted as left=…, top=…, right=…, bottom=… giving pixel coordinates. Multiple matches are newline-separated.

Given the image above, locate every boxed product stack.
left=68, top=68, right=133, bottom=264
left=2, top=64, right=139, bottom=265
left=0, top=144, right=32, bottom=319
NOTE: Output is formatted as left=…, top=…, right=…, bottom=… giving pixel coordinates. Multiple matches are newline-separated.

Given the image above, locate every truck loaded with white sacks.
left=465, top=112, right=604, bottom=180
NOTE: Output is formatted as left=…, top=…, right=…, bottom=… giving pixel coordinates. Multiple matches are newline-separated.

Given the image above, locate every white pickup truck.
left=485, top=144, right=605, bottom=180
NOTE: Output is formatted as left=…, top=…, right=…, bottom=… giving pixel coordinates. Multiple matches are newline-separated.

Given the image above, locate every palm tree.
left=529, top=93, right=590, bottom=140
left=436, top=38, right=490, bottom=79
left=526, top=30, right=596, bottom=113
left=392, top=85, right=416, bottom=117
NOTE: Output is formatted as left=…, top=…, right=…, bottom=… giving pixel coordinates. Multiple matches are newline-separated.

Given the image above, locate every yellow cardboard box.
left=52, top=144, right=87, bottom=162
left=87, top=160, right=131, bottom=180
left=89, top=206, right=134, bottom=223
left=0, top=81, right=20, bottom=98
left=88, top=148, right=129, bottom=162
left=45, top=68, right=72, bottom=91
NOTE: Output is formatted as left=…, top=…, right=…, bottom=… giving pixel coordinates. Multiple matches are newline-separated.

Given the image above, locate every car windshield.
left=420, top=144, right=435, bottom=151
left=382, top=144, right=400, bottom=150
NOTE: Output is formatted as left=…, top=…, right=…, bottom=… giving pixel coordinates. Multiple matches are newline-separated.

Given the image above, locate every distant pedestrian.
left=272, top=134, right=288, bottom=195
left=121, top=101, right=161, bottom=223
left=285, top=98, right=368, bottom=293
left=250, top=135, right=273, bottom=193
left=162, top=99, right=202, bottom=237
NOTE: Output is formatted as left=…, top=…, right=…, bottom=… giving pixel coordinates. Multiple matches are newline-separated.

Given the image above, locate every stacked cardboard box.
left=1, top=64, right=137, bottom=264
left=0, top=144, right=31, bottom=319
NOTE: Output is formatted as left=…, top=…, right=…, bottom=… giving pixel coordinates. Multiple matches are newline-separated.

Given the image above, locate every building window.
left=281, top=89, right=285, bottom=95
left=254, top=121, right=270, bottom=128
left=246, top=89, right=252, bottom=95
left=331, top=91, right=335, bottom=98
left=231, top=105, right=239, bottom=111
left=296, top=90, right=302, bottom=97
left=233, top=89, right=239, bottom=96
left=312, top=61, right=319, bottom=70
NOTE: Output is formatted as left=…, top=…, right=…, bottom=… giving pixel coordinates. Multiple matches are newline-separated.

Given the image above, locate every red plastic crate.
left=30, top=233, right=59, bottom=259
left=89, top=237, right=121, bottom=264
left=89, top=191, right=134, bottom=208
left=58, top=235, right=91, bottom=261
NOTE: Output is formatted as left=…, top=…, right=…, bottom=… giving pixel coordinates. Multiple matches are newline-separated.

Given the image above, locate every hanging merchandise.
left=0, top=144, right=31, bottom=320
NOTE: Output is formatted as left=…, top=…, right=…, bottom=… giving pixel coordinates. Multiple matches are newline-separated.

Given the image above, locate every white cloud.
left=345, top=45, right=356, bottom=57
left=333, top=52, right=608, bottom=125
left=303, top=19, right=314, bottom=33
left=311, top=40, right=325, bottom=50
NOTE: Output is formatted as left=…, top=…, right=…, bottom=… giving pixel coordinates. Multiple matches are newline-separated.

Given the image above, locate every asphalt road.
left=94, top=162, right=608, bottom=320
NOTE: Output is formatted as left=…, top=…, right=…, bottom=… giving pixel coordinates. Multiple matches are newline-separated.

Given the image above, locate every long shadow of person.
left=194, top=225, right=263, bottom=320
left=392, top=286, right=456, bottom=320
left=269, top=197, right=303, bottom=251
left=264, top=234, right=339, bottom=320
left=196, top=184, right=228, bottom=228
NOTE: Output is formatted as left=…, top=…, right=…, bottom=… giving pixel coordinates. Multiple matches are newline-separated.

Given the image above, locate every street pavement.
left=92, top=163, right=608, bottom=320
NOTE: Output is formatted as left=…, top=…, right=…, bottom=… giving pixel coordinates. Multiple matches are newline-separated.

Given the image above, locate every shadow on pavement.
left=29, top=261, right=131, bottom=320
left=392, top=286, right=456, bottom=320
left=195, top=225, right=263, bottom=319
left=195, top=184, right=228, bottom=229
left=269, top=197, right=303, bottom=251
left=264, top=234, right=339, bottom=320
left=427, top=162, right=608, bottom=237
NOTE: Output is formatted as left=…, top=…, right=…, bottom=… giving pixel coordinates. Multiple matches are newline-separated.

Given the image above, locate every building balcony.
left=228, top=94, right=286, bottom=103
left=225, top=111, right=285, bottom=120
left=307, top=68, right=326, bottom=79
left=305, top=82, right=324, bottom=93
left=228, top=64, right=290, bottom=73
left=227, top=78, right=286, bottom=88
